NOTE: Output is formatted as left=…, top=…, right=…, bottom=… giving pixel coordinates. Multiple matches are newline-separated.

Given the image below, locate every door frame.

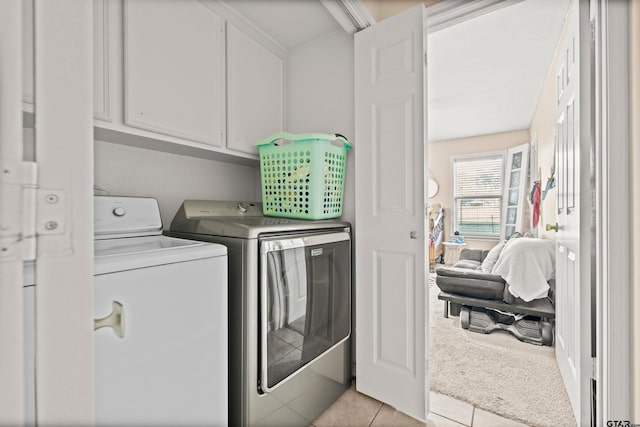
left=592, top=0, right=631, bottom=422
left=0, top=1, right=27, bottom=424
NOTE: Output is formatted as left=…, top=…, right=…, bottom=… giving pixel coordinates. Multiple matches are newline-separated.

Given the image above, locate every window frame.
left=450, top=150, right=506, bottom=241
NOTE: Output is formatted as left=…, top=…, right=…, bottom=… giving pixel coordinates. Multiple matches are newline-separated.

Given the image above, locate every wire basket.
left=256, top=132, right=352, bottom=220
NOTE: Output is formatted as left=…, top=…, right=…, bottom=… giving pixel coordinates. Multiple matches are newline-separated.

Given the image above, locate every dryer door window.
left=259, top=232, right=351, bottom=392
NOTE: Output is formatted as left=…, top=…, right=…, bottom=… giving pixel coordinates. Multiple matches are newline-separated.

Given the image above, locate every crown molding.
left=321, top=0, right=376, bottom=34
left=426, top=0, right=524, bottom=34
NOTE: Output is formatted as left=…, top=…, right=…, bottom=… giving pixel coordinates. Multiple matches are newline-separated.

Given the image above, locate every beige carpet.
left=428, top=275, right=576, bottom=427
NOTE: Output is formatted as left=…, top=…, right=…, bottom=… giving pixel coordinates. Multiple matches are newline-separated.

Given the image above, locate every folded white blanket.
left=492, top=238, right=555, bottom=302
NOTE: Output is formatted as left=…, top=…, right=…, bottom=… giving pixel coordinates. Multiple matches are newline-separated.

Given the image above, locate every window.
left=451, top=152, right=505, bottom=238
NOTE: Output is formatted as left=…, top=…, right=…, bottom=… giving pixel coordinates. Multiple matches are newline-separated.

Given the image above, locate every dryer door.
left=259, top=231, right=351, bottom=392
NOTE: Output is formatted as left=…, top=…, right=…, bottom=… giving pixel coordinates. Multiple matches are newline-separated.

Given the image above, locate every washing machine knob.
left=237, top=203, right=249, bottom=214
left=112, top=207, right=126, bottom=217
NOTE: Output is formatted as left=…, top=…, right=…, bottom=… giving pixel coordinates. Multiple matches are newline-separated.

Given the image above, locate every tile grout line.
left=368, top=402, right=384, bottom=427
left=429, top=407, right=473, bottom=427
left=470, top=405, right=476, bottom=427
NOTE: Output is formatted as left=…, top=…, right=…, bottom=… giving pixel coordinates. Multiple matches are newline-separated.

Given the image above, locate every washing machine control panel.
left=95, top=196, right=163, bottom=238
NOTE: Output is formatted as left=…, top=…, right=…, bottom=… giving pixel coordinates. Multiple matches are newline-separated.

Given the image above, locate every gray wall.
left=94, top=140, right=261, bottom=227
left=286, top=28, right=355, bottom=228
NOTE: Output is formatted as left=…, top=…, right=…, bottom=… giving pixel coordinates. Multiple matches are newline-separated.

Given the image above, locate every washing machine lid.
left=94, top=235, right=226, bottom=275
left=170, top=200, right=350, bottom=239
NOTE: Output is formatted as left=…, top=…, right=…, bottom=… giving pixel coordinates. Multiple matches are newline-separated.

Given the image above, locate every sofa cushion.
left=435, top=266, right=506, bottom=300
left=452, top=259, right=482, bottom=270
left=458, top=248, right=487, bottom=263
left=481, top=240, right=506, bottom=273
left=435, top=274, right=506, bottom=300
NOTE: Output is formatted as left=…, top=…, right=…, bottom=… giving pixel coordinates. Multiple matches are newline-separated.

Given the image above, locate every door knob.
left=545, top=223, right=558, bottom=232
left=94, top=301, right=125, bottom=338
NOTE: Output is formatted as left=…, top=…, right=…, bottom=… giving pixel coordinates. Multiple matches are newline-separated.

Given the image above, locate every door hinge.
left=590, top=20, right=595, bottom=42
left=36, top=189, right=67, bottom=237
left=591, top=356, right=598, bottom=380
left=0, top=159, right=69, bottom=261
left=0, top=159, right=38, bottom=262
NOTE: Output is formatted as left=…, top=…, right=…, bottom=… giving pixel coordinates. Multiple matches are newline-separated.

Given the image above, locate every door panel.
left=373, top=98, right=416, bottom=215
left=374, top=251, right=416, bottom=374
left=555, top=1, right=591, bottom=423
left=556, top=5, right=580, bottom=413
left=355, top=4, right=427, bottom=421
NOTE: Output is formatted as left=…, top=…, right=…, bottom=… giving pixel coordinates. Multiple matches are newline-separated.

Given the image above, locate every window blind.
left=453, top=154, right=504, bottom=236
left=454, top=156, right=503, bottom=197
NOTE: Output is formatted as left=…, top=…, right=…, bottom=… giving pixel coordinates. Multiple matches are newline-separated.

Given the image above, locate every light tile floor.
left=312, top=384, right=530, bottom=427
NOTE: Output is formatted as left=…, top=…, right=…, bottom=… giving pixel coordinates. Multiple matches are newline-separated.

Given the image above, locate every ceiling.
left=224, top=1, right=340, bottom=50
left=227, top=0, right=571, bottom=143
left=427, top=0, right=571, bottom=142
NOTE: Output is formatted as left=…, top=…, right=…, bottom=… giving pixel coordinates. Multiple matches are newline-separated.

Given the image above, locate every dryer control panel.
left=181, top=200, right=263, bottom=218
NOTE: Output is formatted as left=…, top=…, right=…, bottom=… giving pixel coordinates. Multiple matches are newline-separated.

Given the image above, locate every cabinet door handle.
left=94, top=301, right=125, bottom=338
left=410, top=231, right=418, bottom=239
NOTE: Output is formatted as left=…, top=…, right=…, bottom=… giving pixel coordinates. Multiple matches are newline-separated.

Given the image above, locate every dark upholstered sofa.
left=435, top=240, right=556, bottom=346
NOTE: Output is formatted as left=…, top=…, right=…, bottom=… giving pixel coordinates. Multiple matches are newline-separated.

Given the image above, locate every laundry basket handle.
left=255, top=132, right=352, bottom=149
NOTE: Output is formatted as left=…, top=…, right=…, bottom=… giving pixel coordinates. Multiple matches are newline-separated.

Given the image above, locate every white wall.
left=285, top=28, right=355, bottom=228
left=94, top=140, right=260, bottom=227
left=428, top=130, right=530, bottom=250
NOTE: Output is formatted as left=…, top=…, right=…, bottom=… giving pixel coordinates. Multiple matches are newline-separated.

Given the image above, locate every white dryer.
left=93, top=196, right=227, bottom=426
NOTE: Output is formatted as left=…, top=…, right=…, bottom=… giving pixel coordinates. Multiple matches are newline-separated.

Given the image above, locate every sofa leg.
left=443, top=301, right=449, bottom=318
left=449, top=302, right=462, bottom=317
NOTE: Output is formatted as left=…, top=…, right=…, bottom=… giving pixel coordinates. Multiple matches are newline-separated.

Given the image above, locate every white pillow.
left=481, top=240, right=506, bottom=273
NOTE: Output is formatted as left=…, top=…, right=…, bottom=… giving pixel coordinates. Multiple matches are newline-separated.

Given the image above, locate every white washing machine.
left=93, top=196, right=228, bottom=426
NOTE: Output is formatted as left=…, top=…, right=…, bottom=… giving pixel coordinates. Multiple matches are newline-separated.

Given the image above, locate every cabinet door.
left=94, top=0, right=111, bottom=121
left=227, top=23, right=284, bottom=155
left=22, top=0, right=111, bottom=120
left=124, top=0, right=225, bottom=147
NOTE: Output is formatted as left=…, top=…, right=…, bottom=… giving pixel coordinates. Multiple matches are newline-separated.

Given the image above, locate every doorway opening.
left=425, top=0, right=575, bottom=425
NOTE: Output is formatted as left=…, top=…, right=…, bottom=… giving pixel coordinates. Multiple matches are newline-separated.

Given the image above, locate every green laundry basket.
left=256, top=132, right=352, bottom=220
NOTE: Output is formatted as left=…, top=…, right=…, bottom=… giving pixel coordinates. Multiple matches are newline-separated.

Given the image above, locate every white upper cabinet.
left=94, top=0, right=111, bottom=121
left=22, top=0, right=111, bottom=120
left=123, top=0, right=225, bottom=147
left=226, top=22, right=284, bottom=155
left=22, top=0, right=328, bottom=165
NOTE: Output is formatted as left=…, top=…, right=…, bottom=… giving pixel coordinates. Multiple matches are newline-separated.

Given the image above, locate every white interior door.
left=33, top=2, right=95, bottom=424
left=354, top=4, right=428, bottom=421
left=554, top=1, right=591, bottom=424
left=0, top=1, right=27, bottom=424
